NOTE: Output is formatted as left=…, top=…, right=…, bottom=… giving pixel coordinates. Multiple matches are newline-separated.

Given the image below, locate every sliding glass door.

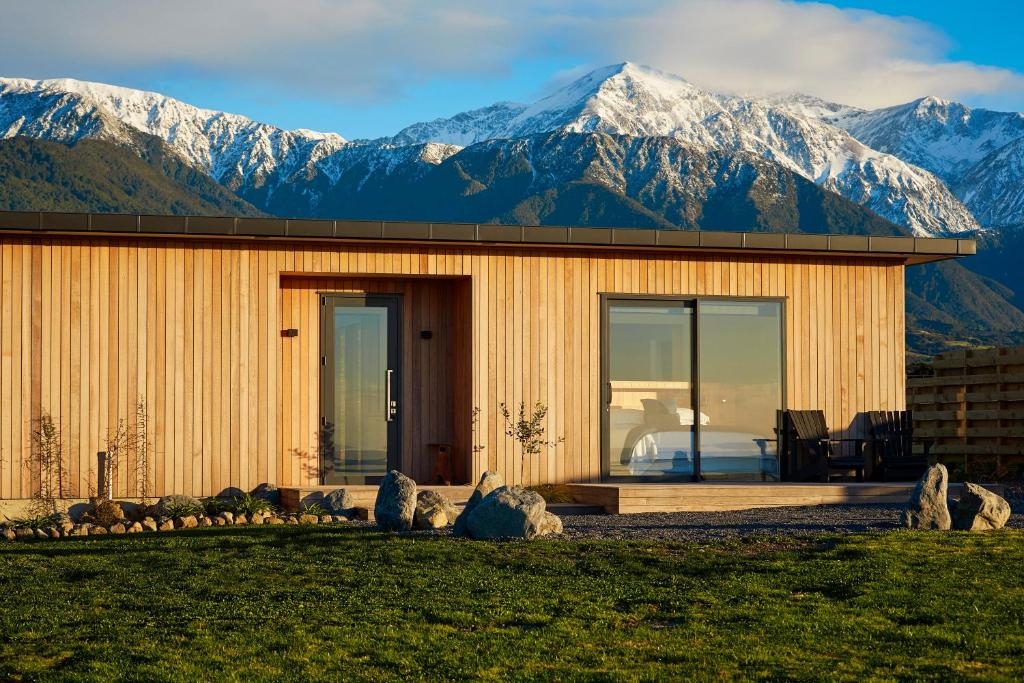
left=605, top=301, right=695, bottom=479
left=602, top=296, right=784, bottom=482
left=697, top=301, right=784, bottom=480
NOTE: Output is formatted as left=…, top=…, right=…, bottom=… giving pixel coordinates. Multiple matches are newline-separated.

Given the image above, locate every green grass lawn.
left=2, top=526, right=1023, bottom=682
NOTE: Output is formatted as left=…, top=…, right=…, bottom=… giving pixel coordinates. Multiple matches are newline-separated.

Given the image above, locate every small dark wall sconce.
left=281, top=328, right=299, bottom=338
left=420, top=330, right=433, bottom=340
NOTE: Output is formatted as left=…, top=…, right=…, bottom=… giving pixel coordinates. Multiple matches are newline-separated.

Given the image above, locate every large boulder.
left=901, top=464, right=952, bottom=530
left=953, top=482, right=1012, bottom=531
left=465, top=485, right=549, bottom=540
left=156, top=494, right=203, bottom=517
left=322, top=489, right=357, bottom=519
left=453, top=471, right=505, bottom=536
left=374, top=470, right=417, bottom=531
left=251, top=483, right=280, bottom=505
left=414, top=490, right=459, bottom=529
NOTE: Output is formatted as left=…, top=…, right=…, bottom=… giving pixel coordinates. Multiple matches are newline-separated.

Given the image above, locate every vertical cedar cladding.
left=0, top=236, right=904, bottom=497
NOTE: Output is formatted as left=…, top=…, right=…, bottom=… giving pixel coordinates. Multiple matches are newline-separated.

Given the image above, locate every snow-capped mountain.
left=5, top=63, right=1024, bottom=236
left=0, top=77, right=348, bottom=192
left=955, top=137, right=1024, bottom=228
left=390, top=63, right=978, bottom=236
left=833, top=97, right=1024, bottom=184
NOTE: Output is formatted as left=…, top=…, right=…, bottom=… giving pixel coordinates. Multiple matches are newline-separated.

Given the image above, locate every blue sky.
left=1, top=1, right=1021, bottom=138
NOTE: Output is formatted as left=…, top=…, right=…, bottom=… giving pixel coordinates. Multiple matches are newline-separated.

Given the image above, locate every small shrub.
left=232, top=493, right=274, bottom=516
left=89, top=498, right=125, bottom=526
left=302, top=502, right=327, bottom=516
left=499, top=401, right=564, bottom=485
left=527, top=484, right=576, bottom=504
left=164, top=499, right=205, bottom=519
left=202, top=498, right=234, bottom=517
left=10, top=513, right=59, bottom=529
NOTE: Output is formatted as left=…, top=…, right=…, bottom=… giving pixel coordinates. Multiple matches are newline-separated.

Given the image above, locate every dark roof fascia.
left=0, top=211, right=974, bottom=263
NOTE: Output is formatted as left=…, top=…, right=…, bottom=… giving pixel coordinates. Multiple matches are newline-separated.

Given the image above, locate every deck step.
left=547, top=503, right=606, bottom=516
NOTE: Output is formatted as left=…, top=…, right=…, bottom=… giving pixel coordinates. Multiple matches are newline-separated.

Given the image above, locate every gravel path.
left=557, top=503, right=1024, bottom=541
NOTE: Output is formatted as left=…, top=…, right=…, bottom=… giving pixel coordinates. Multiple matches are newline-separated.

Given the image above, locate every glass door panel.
left=605, top=301, right=695, bottom=480
left=697, top=301, right=783, bottom=480
left=321, top=294, right=400, bottom=484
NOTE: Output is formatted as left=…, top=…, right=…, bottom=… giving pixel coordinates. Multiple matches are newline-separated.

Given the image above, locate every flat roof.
left=0, top=210, right=975, bottom=264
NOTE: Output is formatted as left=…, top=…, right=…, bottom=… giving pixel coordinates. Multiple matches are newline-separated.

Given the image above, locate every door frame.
left=599, top=293, right=787, bottom=483
left=319, top=292, right=403, bottom=484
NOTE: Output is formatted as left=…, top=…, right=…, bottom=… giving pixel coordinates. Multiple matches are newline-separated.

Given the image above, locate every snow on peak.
left=0, top=75, right=347, bottom=185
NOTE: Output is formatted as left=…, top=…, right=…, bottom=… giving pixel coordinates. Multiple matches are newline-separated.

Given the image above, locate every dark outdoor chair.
left=778, top=410, right=866, bottom=482
left=866, top=410, right=931, bottom=481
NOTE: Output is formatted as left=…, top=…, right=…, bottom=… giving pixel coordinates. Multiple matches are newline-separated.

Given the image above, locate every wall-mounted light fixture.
left=281, top=328, right=299, bottom=338
left=420, top=330, right=433, bottom=340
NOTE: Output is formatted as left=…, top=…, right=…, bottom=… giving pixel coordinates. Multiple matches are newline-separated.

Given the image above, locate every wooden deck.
left=564, top=482, right=942, bottom=514
left=281, top=482, right=946, bottom=516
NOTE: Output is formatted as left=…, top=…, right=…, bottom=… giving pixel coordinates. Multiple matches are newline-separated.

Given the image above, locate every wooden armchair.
left=779, top=410, right=866, bottom=482
left=866, top=410, right=931, bottom=481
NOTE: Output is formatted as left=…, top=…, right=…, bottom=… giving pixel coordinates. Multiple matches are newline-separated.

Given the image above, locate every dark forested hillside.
left=0, top=136, right=261, bottom=216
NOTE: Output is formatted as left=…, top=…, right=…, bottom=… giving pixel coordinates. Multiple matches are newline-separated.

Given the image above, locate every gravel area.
left=557, top=503, right=1024, bottom=541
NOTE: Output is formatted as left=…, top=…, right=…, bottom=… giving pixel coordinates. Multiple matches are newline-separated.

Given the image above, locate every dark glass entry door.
left=320, top=294, right=401, bottom=484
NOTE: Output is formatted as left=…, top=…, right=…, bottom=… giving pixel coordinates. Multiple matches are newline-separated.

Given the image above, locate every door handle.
left=386, top=369, right=397, bottom=421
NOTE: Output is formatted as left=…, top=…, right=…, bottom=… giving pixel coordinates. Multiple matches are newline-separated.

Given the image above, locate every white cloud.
left=0, top=0, right=1021, bottom=110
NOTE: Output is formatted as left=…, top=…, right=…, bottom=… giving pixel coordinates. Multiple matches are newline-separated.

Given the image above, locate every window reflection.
left=607, top=304, right=695, bottom=479
left=605, top=299, right=783, bottom=481
left=698, top=302, right=783, bottom=481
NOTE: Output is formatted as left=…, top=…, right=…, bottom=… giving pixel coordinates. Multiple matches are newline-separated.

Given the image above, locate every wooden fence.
left=907, top=347, right=1024, bottom=479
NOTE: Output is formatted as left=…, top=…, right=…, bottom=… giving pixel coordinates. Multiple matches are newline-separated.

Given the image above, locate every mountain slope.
left=0, top=77, right=347, bottom=196
left=835, top=97, right=1024, bottom=184
left=954, top=138, right=1024, bottom=228
left=391, top=63, right=978, bottom=237
left=257, top=130, right=905, bottom=235
left=0, top=135, right=261, bottom=216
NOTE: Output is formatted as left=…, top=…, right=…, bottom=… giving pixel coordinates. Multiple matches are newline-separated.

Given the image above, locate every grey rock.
left=414, top=490, right=459, bottom=529
left=2, top=528, right=15, bottom=541
left=109, top=523, right=126, bottom=534
left=199, top=517, right=213, bottom=527
left=157, top=519, right=175, bottom=531
left=157, top=495, right=202, bottom=516
left=88, top=525, right=108, bottom=536
left=126, top=522, right=143, bottom=533
left=44, top=527, right=61, bottom=539
left=219, top=511, right=234, bottom=525
left=14, top=527, right=34, bottom=540
left=34, top=528, right=49, bottom=539
left=466, top=485, right=548, bottom=540
left=953, top=482, right=1012, bottom=531
left=251, top=482, right=280, bottom=505
left=322, top=488, right=357, bottom=518
left=249, top=512, right=265, bottom=525
left=453, top=471, right=505, bottom=536
left=319, top=515, right=333, bottom=525
left=538, top=511, right=563, bottom=536
left=374, top=470, right=417, bottom=531
left=234, top=513, right=248, bottom=525
left=298, top=514, right=319, bottom=524
left=902, top=464, right=952, bottom=530
left=54, top=512, right=74, bottom=532
left=141, top=519, right=158, bottom=532
left=266, top=516, right=285, bottom=525
left=332, top=515, right=349, bottom=524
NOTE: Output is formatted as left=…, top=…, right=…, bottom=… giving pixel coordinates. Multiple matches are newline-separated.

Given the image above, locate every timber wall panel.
left=0, top=236, right=905, bottom=498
